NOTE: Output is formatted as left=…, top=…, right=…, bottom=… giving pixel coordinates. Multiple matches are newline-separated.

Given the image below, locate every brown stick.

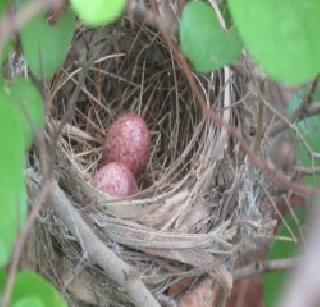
left=234, top=258, right=298, bottom=280
left=270, top=76, right=320, bottom=136
left=48, top=179, right=160, bottom=307
left=295, top=166, right=320, bottom=176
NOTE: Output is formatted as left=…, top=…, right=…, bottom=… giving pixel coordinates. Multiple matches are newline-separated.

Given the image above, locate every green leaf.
left=0, top=90, right=27, bottom=266
left=228, top=0, right=320, bottom=85
left=264, top=208, right=305, bottom=307
left=0, top=74, right=5, bottom=87
left=8, top=78, right=44, bottom=147
left=13, top=296, right=44, bottom=307
left=0, top=0, right=9, bottom=13
left=10, top=271, right=67, bottom=307
left=0, top=270, right=66, bottom=307
left=288, top=89, right=320, bottom=187
left=70, top=0, right=126, bottom=27
left=0, top=78, right=43, bottom=266
left=179, top=1, right=243, bottom=73
left=19, top=1, right=75, bottom=79
left=0, top=266, right=6, bottom=289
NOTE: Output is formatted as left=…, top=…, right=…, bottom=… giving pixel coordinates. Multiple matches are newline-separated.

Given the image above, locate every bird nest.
left=26, top=17, right=275, bottom=306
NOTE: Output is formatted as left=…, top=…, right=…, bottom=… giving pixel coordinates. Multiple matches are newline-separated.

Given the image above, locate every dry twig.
left=234, top=258, right=298, bottom=280
left=270, top=76, right=320, bottom=136
left=45, top=179, right=160, bottom=307
left=295, top=166, right=320, bottom=176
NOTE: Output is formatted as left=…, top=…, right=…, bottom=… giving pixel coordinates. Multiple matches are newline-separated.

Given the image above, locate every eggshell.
left=91, top=163, right=138, bottom=197
left=103, top=112, right=151, bottom=175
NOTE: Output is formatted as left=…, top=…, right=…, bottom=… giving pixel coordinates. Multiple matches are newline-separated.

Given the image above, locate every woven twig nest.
left=28, top=19, right=272, bottom=306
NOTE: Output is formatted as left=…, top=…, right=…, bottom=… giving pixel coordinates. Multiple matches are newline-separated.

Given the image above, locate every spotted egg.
left=91, top=162, right=138, bottom=197
left=103, top=112, right=151, bottom=175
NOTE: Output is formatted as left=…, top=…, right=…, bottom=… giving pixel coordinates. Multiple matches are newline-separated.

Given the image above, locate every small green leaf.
left=288, top=89, right=320, bottom=187
left=0, top=0, right=9, bottom=13
left=0, top=74, right=5, bottom=87
left=179, top=1, right=243, bottom=73
left=228, top=0, right=320, bottom=85
left=264, top=208, right=305, bottom=307
left=8, top=78, right=44, bottom=147
left=13, top=296, right=44, bottom=307
left=11, top=271, right=67, bottom=307
left=0, top=90, right=26, bottom=266
left=0, top=266, right=6, bottom=289
left=0, top=270, right=66, bottom=307
left=19, top=1, right=75, bottom=79
left=70, top=0, right=126, bottom=27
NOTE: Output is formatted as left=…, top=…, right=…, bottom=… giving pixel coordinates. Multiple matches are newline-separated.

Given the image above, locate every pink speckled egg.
left=91, top=163, right=138, bottom=197
left=103, top=112, right=151, bottom=175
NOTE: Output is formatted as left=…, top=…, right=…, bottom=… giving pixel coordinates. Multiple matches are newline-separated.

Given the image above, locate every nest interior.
left=26, top=14, right=275, bottom=307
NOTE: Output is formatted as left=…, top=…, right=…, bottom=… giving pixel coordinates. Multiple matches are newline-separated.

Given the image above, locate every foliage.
left=179, top=0, right=320, bottom=85
left=8, top=79, right=45, bottom=147
left=12, top=297, right=44, bottom=307
left=70, top=0, right=126, bottom=27
left=179, top=0, right=243, bottom=73
left=263, top=208, right=305, bottom=307
left=17, top=0, right=76, bottom=80
left=0, top=270, right=67, bottom=307
left=263, top=77, right=320, bottom=307
left=0, top=0, right=75, bottom=303
left=0, top=73, right=59, bottom=303
left=227, top=0, right=320, bottom=85
left=0, top=0, right=9, bottom=13
left=0, top=89, right=26, bottom=267
left=288, top=89, right=320, bottom=187
left=0, top=76, right=45, bottom=265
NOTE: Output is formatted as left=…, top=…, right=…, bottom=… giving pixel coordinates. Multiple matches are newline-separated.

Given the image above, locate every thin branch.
left=270, top=104, right=320, bottom=136
left=305, top=104, right=320, bottom=118
left=291, top=76, right=319, bottom=122
left=254, top=94, right=265, bottom=152
left=2, top=179, right=52, bottom=307
left=270, top=76, right=320, bottom=136
left=38, top=178, right=159, bottom=307
left=294, top=166, right=320, bottom=176
left=234, top=258, right=298, bottom=280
